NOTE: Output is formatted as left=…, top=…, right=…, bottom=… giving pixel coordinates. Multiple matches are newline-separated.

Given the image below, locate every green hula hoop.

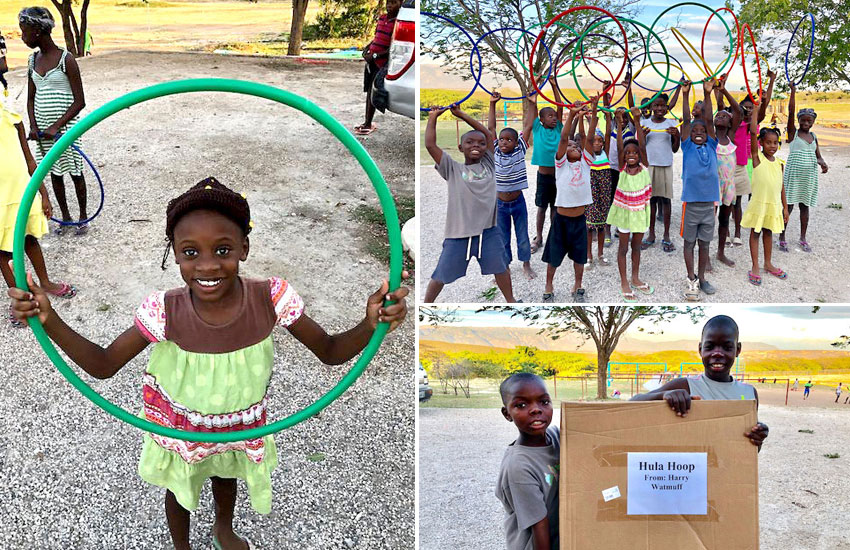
left=12, top=78, right=403, bottom=443
left=571, top=17, right=670, bottom=113
left=647, top=3, right=733, bottom=86
left=514, top=21, right=579, bottom=80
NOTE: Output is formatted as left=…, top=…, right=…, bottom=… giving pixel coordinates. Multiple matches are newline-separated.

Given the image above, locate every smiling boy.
left=424, top=104, right=515, bottom=303
left=495, top=373, right=559, bottom=550
left=631, top=315, right=769, bottom=451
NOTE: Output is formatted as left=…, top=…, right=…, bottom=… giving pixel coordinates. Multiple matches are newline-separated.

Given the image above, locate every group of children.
left=496, top=315, right=769, bottom=549
left=3, top=7, right=412, bottom=550
left=425, top=70, right=830, bottom=303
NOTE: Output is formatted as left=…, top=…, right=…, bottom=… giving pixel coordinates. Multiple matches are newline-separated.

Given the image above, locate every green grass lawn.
left=422, top=377, right=627, bottom=409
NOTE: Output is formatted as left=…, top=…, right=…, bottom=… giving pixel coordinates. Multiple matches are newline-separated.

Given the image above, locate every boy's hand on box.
left=663, top=389, right=700, bottom=417
left=744, top=422, right=769, bottom=447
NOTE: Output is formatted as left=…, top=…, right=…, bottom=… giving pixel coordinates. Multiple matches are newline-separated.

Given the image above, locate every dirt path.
left=419, top=406, right=850, bottom=550
left=0, top=51, right=414, bottom=549
left=420, top=145, right=850, bottom=303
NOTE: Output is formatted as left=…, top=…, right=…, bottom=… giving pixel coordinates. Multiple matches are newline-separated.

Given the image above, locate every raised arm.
left=488, top=92, right=500, bottom=140
left=557, top=104, right=581, bottom=159
left=631, top=106, right=649, bottom=167
left=585, top=97, right=599, bottom=154
left=680, top=80, right=692, bottom=142
left=749, top=110, right=760, bottom=168
left=667, top=81, right=682, bottom=111
left=719, top=78, right=743, bottom=138
left=522, top=96, right=535, bottom=145
left=550, top=75, right=564, bottom=121
left=786, top=83, right=797, bottom=143
left=756, top=69, right=776, bottom=124
left=703, top=79, right=716, bottom=140
left=451, top=104, right=495, bottom=152
left=424, top=106, right=448, bottom=165
left=602, top=82, right=613, bottom=154
left=616, top=111, right=626, bottom=169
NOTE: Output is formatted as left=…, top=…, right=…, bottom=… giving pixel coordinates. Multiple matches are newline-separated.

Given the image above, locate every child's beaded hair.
left=161, top=177, right=251, bottom=269
left=758, top=127, right=781, bottom=141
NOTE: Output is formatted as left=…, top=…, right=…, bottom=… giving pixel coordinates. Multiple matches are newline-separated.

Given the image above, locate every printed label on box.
left=602, top=486, right=621, bottom=502
left=626, top=452, right=707, bottom=515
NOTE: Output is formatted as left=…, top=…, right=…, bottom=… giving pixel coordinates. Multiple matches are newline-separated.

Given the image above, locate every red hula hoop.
left=529, top=6, right=629, bottom=107
left=701, top=7, right=742, bottom=80
left=740, top=23, right=764, bottom=105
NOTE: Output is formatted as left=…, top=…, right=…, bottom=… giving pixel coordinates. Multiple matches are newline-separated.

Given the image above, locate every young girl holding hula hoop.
left=779, top=82, right=829, bottom=253
left=711, top=74, right=743, bottom=268
left=19, top=7, right=90, bottom=235
left=8, top=178, right=409, bottom=550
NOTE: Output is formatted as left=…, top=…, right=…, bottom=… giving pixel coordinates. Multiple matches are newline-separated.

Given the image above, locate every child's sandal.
left=767, top=268, right=787, bottom=280
left=799, top=240, right=812, bottom=253
left=621, top=290, right=638, bottom=303
left=778, top=240, right=788, bottom=252
left=747, top=271, right=762, bottom=286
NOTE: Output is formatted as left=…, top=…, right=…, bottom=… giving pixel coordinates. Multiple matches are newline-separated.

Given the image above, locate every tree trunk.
left=77, top=0, right=91, bottom=56
left=50, top=0, right=79, bottom=56
left=287, top=0, right=309, bottom=56
left=596, top=349, right=612, bottom=400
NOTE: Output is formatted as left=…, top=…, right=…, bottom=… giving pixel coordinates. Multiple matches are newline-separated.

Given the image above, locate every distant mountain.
left=419, top=325, right=779, bottom=352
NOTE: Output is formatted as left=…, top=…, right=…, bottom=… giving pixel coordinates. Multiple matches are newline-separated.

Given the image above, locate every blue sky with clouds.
left=420, top=0, right=797, bottom=93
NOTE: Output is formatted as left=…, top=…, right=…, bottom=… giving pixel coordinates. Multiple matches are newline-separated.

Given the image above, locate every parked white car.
left=372, top=0, right=415, bottom=118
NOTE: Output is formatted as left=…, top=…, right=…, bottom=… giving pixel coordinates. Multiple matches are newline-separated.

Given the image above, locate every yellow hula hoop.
left=670, top=28, right=712, bottom=79
left=743, top=51, right=770, bottom=72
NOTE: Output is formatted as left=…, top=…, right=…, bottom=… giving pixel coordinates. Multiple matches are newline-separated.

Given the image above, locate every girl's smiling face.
left=172, top=209, right=248, bottom=303
left=623, top=142, right=640, bottom=166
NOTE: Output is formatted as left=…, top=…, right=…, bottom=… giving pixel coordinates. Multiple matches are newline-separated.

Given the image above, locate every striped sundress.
left=28, top=49, right=83, bottom=176
left=783, top=132, right=819, bottom=207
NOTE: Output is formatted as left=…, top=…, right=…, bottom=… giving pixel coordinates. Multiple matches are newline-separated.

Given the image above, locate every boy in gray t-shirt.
left=495, top=373, right=560, bottom=550
left=424, top=104, right=516, bottom=303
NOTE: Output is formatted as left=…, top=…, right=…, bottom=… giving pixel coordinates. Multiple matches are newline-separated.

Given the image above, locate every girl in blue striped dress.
left=19, top=7, right=89, bottom=235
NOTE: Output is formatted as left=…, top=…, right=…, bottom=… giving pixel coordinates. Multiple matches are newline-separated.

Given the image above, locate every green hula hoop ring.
left=12, top=78, right=403, bottom=443
left=514, top=21, right=579, bottom=80
left=647, top=3, right=733, bottom=86
left=570, top=17, right=670, bottom=114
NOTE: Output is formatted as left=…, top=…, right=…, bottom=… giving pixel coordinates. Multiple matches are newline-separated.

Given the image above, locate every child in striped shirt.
left=488, top=92, right=536, bottom=281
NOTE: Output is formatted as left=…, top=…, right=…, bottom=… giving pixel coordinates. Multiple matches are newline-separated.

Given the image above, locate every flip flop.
left=621, top=290, right=638, bottom=303
left=542, top=292, right=555, bottom=303
left=74, top=223, right=89, bottom=236
left=598, top=257, right=610, bottom=266
left=630, top=282, right=655, bottom=295
left=662, top=239, right=675, bottom=253
left=799, top=240, right=812, bottom=253
left=46, top=282, right=77, bottom=298
left=53, top=225, right=68, bottom=236
left=733, top=237, right=743, bottom=247
left=778, top=240, right=788, bottom=252
left=640, top=238, right=656, bottom=250
left=748, top=271, right=762, bottom=286
left=604, top=237, right=612, bottom=248
left=354, top=124, right=377, bottom=136
left=766, top=268, right=787, bottom=279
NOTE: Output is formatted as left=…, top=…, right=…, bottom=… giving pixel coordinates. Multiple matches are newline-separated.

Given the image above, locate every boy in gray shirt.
left=424, top=104, right=516, bottom=302
left=496, top=373, right=559, bottom=550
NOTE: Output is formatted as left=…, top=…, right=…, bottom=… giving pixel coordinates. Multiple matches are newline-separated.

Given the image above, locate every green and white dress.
left=133, top=277, right=304, bottom=513
left=783, top=132, right=819, bottom=207
left=28, top=49, right=83, bottom=176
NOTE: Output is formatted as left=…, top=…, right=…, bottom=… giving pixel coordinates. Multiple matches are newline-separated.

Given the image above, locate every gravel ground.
left=419, top=406, right=850, bottom=550
left=419, top=144, right=850, bottom=303
left=0, top=51, right=414, bottom=549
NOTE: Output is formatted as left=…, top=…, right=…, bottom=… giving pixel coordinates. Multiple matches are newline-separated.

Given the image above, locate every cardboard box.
left=560, top=400, right=758, bottom=550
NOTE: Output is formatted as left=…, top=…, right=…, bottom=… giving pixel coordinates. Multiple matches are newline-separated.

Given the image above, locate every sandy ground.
left=0, top=51, right=414, bottom=549
left=419, top=406, right=850, bottom=550
left=419, top=144, right=850, bottom=303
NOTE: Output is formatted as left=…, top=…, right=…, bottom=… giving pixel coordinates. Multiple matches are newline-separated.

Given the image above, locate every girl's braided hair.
left=161, top=177, right=251, bottom=269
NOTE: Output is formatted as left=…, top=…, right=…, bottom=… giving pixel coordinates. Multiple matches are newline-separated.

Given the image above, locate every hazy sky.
left=421, top=306, right=850, bottom=350
left=421, top=1, right=798, bottom=93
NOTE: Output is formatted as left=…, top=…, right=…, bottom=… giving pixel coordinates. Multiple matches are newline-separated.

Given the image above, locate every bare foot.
left=717, top=253, right=735, bottom=267
left=706, top=261, right=714, bottom=273
left=213, top=525, right=250, bottom=550
left=522, top=262, right=537, bottom=280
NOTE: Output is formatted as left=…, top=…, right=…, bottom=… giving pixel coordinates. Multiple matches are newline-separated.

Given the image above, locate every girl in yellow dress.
left=740, top=113, right=789, bottom=286
left=0, top=96, right=76, bottom=326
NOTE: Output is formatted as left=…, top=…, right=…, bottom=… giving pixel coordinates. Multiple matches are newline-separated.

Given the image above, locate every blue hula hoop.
left=471, top=27, right=552, bottom=100
left=785, top=13, right=815, bottom=86
left=38, top=132, right=105, bottom=227
left=420, top=12, right=482, bottom=111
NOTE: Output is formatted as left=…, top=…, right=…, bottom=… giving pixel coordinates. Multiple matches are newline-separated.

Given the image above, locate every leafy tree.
left=482, top=306, right=704, bottom=399
left=420, top=0, right=642, bottom=96
left=49, top=0, right=91, bottom=56
left=735, top=0, right=850, bottom=91
left=314, top=0, right=381, bottom=39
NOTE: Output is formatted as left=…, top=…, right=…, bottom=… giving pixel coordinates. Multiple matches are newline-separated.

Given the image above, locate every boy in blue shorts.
left=679, top=79, right=720, bottom=301
left=530, top=76, right=564, bottom=254
left=488, top=91, right=536, bottom=281
left=496, top=372, right=559, bottom=550
left=541, top=100, right=598, bottom=303
left=424, top=104, right=516, bottom=303
left=631, top=315, right=769, bottom=451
